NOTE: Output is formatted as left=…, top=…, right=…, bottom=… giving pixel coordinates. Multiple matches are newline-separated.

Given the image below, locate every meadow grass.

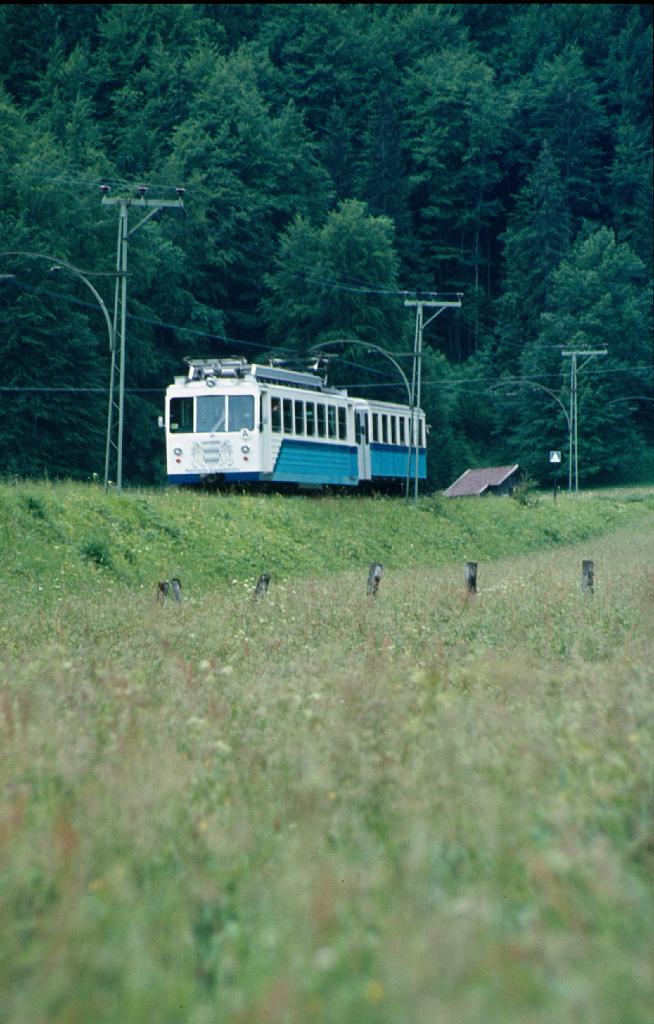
left=1, top=484, right=653, bottom=1023
left=1, top=479, right=653, bottom=590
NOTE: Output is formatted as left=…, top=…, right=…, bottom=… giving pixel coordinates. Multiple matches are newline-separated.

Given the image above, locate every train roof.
left=170, top=356, right=346, bottom=394
left=169, top=356, right=424, bottom=413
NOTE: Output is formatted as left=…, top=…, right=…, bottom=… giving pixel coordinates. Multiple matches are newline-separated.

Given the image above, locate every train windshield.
left=228, top=394, right=255, bottom=431
left=196, top=395, right=226, bottom=433
left=193, top=393, right=255, bottom=433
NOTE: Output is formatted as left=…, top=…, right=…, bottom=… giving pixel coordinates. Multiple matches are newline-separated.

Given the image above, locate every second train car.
left=163, top=357, right=427, bottom=489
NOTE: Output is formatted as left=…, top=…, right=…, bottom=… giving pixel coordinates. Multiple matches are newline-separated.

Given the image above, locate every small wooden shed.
left=444, top=465, right=521, bottom=498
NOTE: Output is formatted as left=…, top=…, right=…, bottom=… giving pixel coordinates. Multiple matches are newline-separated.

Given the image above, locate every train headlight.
left=241, top=444, right=250, bottom=454
left=173, top=447, right=183, bottom=456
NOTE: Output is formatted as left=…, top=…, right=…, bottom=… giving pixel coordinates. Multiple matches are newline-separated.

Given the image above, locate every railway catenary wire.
left=5, top=261, right=651, bottom=394
left=16, top=171, right=466, bottom=298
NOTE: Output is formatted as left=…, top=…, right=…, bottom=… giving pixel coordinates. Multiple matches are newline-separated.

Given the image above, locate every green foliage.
left=0, top=4, right=651, bottom=487
left=517, top=226, right=653, bottom=483
left=262, top=200, right=402, bottom=354
left=517, top=44, right=608, bottom=222
left=511, top=473, right=539, bottom=507
left=495, top=141, right=571, bottom=372
left=1, top=481, right=653, bottom=592
left=402, top=42, right=510, bottom=347
left=609, top=116, right=653, bottom=263
left=80, top=534, right=113, bottom=569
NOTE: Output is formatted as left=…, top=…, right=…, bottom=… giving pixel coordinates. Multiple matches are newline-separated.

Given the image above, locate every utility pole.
left=561, top=348, right=607, bottom=493
left=101, top=185, right=184, bottom=493
left=404, top=294, right=462, bottom=504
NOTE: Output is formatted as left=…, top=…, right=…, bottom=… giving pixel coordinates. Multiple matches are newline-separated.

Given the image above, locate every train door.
left=259, top=389, right=274, bottom=474
left=355, top=407, right=371, bottom=481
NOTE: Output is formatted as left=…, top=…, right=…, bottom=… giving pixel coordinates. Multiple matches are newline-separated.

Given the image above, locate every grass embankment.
left=1, top=479, right=653, bottom=593
left=1, top=482, right=653, bottom=1024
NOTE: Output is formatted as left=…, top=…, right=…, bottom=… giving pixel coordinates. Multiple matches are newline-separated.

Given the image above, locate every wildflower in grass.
left=364, top=980, right=385, bottom=1004
left=313, top=947, right=338, bottom=971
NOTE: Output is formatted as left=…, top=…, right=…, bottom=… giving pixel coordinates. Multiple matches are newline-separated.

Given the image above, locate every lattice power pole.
left=101, top=185, right=184, bottom=492
left=404, top=294, right=462, bottom=504
left=561, top=348, right=607, bottom=493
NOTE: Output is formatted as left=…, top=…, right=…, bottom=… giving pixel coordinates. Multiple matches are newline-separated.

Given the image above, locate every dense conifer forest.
left=0, top=3, right=651, bottom=487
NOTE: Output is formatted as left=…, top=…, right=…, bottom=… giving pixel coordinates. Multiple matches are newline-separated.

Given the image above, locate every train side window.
left=338, top=407, right=347, bottom=440
left=196, top=394, right=226, bottom=433
left=327, top=406, right=337, bottom=439
left=372, top=413, right=379, bottom=442
left=391, top=417, right=397, bottom=444
left=382, top=415, right=388, bottom=444
left=317, top=403, right=326, bottom=438
left=399, top=417, right=405, bottom=445
left=283, top=399, right=293, bottom=433
left=170, top=397, right=193, bottom=432
left=420, top=420, right=425, bottom=447
left=294, top=400, right=304, bottom=434
left=271, top=396, right=282, bottom=433
left=306, top=402, right=316, bottom=436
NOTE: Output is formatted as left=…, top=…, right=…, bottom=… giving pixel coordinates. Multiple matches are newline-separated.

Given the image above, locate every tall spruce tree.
left=494, top=141, right=570, bottom=376
left=261, top=199, right=402, bottom=360
left=357, top=86, right=412, bottom=264
left=518, top=45, right=609, bottom=223
left=609, top=119, right=653, bottom=265
left=515, top=226, right=652, bottom=483
left=321, top=102, right=356, bottom=202
left=402, top=44, right=510, bottom=358
left=0, top=3, right=651, bottom=485
left=165, top=47, right=332, bottom=342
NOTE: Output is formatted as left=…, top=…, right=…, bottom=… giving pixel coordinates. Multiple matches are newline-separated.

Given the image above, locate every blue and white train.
left=163, top=357, right=426, bottom=489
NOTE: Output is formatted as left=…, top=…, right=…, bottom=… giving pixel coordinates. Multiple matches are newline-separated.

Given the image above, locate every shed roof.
left=444, top=465, right=520, bottom=498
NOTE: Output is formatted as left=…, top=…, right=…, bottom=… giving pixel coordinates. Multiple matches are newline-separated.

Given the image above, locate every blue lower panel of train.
left=168, top=472, right=262, bottom=484
left=370, top=444, right=426, bottom=479
left=270, top=439, right=359, bottom=485
left=167, top=442, right=424, bottom=486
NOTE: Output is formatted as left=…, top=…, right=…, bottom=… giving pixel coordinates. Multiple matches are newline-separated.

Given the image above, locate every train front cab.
left=166, top=385, right=261, bottom=483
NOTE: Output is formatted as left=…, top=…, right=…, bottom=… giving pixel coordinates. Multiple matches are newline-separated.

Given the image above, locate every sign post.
left=550, top=451, right=562, bottom=502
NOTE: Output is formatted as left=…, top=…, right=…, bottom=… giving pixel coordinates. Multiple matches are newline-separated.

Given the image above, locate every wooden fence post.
left=465, top=562, right=478, bottom=595
left=158, top=579, right=181, bottom=604
left=255, top=573, right=271, bottom=599
left=581, top=560, right=594, bottom=594
left=367, top=563, right=383, bottom=596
